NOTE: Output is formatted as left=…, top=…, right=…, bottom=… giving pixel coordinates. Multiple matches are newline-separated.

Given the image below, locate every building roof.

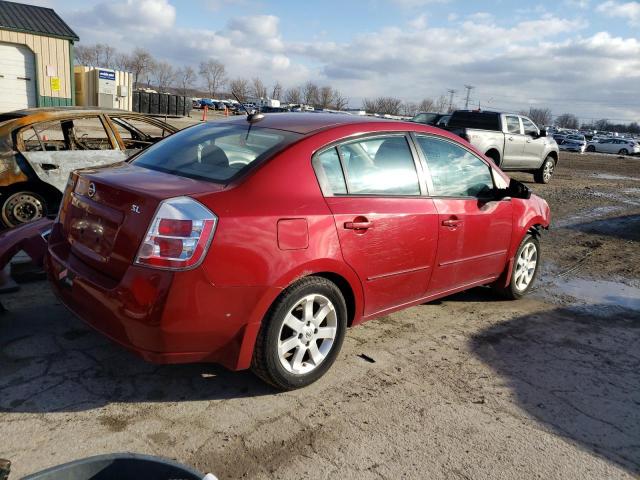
left=0, top=0, right=79, bottom=41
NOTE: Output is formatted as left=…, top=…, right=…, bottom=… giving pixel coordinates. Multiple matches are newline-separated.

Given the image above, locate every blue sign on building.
left=98, top=70, right=116, bottom=81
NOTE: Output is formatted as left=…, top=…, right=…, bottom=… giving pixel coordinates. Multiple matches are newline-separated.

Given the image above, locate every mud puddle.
left=549, top=277, right=640, bottom=310
left=591, top=173, right=640, bottom=182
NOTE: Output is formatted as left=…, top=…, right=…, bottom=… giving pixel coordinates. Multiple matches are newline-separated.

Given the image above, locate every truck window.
left=505, top=116, right=521, bottom=134
left=521, top=118, right=539, bottom=136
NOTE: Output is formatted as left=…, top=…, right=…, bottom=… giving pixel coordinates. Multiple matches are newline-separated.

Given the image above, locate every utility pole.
left=447, top=89, right=456, bottom=113
left=464, top=85, right=474, bottom=109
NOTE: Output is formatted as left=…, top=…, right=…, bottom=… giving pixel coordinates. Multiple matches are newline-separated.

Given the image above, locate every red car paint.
left=45, top=114, right=550, bottom=371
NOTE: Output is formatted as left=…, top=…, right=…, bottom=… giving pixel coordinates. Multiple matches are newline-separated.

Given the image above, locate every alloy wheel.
left=514, top=242, right=538, bottom=291
left=543, top=160, right=554, bottom=182
left=277, top=294, right=338, bottom=375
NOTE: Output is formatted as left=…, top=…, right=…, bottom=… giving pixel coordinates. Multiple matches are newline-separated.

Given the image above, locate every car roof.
left=222, top=112, right=402, bottom=135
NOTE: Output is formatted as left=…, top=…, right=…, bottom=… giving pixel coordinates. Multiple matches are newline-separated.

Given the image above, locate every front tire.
left=586, top=145, right=596, bottom=152
left=252, top=276, right=347, bottom=390
left=1, top=191, right=48, bottom=228
left=494, top=234, right=541, bottom=300
left=618, top=148, right=629, bottom=156
left=534, top=156, right=555, bottom=184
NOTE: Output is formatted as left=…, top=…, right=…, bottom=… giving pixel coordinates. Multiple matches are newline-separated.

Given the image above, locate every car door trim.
left=366, top=264, right=431, bottom=282
left=438, top=249, right=508, bottom=267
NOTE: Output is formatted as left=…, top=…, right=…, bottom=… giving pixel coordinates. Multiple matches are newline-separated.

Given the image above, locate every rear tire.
left=534, top=156, right=555, bottom=184
left=251, top=276, right=347, bottom=390
left=1, top=190, right=48, bottom=228
left=586, top=145, right=596, bottom=152
left=493, top=234, right=540, bottom=300
left=618, top=148, right=628, bottom=156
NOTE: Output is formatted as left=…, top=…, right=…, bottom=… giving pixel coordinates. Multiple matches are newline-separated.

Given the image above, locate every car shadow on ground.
left=470, top=304, right=640, bottom=475
left=567, top=214, right=640, bottom=242
left=0, top=295, right=274, bottom=414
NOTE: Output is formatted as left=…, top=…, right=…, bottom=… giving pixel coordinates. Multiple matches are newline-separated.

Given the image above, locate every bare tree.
left=555, top=113, right=579, bottom=129
left=362, top=97, right=403, bottom=115
left=402, top=102, right=418, bottom=116
left=594, top=118, right=610, bottom=131
left=271, top=81, right=282, bottom=100
left=199, top=59, right=226, bottom=98
left=303, top=81, right=319, bottom=106
left=129, top=48, right=154, bottom=90
left=177, top=66, right=196, bottom=96
left=333, top=90, right=348, bottom=110
left=114, top=52, right=132, bottom=72
left=284, top=86, right=302, bottom=104
left=522, top=108, right=552, bottom=127
left=229, top=77, right=250, bottom=102
left=318, top=86, right=335, bottom=109
left=251, top=77, right=267, bottom=99
left=74, top=45, right=93, bottom=66
left=101, top=44, right=116, bottom=69
left=152, top=61, right=177, bottom=92
left=434, top=95, right=450, bottom=113
left=417, top=98, right=436, bottom=112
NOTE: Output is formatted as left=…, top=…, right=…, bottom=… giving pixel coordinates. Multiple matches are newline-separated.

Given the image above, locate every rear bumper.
left=46, top=245, right=276, bottom=369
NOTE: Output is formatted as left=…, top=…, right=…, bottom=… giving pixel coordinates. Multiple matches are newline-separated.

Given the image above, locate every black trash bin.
left=21, top=453, right=206, bottom=480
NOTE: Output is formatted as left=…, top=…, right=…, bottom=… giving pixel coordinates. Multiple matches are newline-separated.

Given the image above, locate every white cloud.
left=597, top=1, right=640, bottom=25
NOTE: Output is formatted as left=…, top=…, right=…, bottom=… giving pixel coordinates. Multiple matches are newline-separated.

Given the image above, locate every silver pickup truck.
left=445, top=110, right=559, bottom=184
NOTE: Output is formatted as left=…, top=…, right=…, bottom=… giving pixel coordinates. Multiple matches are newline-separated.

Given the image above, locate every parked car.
left=444, top=110, right=560, bottom=184
left=586, top=138, right=640, bottom=155
left=45, top=113, right=550, bottom=390
left=0, top=108, right=178, bottom=228
left=410, top=112, right=446, bottom=126
left=559, top=134, right=586, bottom=153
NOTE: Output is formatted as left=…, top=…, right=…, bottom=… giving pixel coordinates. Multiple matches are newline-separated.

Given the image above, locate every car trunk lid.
left=57, top=163, right=222, bottom=280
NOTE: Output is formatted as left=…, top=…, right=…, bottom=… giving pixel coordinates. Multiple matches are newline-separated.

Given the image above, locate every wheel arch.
left=485, top=148, right=501, bottom=165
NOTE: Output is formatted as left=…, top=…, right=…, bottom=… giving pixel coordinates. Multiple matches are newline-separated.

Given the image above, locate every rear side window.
left=313, top=147, right=347, bottom=195
left=416, top=136, right=494, bottom=198
left=340, top=136, right=420, bottom=195
left=132, top=123, right=301, bottom=182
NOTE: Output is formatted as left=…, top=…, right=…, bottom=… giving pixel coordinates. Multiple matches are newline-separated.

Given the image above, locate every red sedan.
left=46, top=113, right=550, bottom=389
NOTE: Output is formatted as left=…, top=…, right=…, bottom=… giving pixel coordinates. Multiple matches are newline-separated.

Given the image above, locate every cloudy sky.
left=28, top=0, right=640, bottom=122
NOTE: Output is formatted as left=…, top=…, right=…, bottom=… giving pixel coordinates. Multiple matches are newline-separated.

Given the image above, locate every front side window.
left=338, top=135, right=420, bottom=195
left=416, top=135, right=494, bottom=198
left=19, top=117, right=113, bottom=152
left=133, top=123, right=301, bottom=183
left=521, top=117, right=539, bottom=136
left=505, top=116, right=521, bottom=134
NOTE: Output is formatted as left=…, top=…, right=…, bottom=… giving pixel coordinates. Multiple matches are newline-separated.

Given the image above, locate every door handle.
left=508, top=136, right=514, bottom=141
left=526, top=139, right=532, bottom=143
left=442, top=219, right=462, bottom=227
left=344, top=220, right=373, bottom=230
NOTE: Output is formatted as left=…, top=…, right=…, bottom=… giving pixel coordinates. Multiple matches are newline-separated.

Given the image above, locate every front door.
left=521, top=116, right=546, bottom=167
left=414, top=135, right=513, bottom=293
left=312, top=135, right=438, bottom=316
left=502, top=115, right=526, bottom=167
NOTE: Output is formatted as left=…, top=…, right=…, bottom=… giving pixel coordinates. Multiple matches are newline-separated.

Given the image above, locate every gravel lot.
left=1, top=149, right=639, bottom=479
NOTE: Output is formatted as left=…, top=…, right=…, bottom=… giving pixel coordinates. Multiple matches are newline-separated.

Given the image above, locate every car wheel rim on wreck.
left=277, top=294, right=338, bottom=375
left=3, top=192, right=45, bottom=227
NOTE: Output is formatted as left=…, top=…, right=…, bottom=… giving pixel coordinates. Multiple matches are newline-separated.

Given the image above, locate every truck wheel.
left=251, top=276, right=347, bottom=390
left=493, top=234, right=540, bottom=300
left=534, top=156, right=555, bottom=184
left=1, top=191, right=48, bottom=228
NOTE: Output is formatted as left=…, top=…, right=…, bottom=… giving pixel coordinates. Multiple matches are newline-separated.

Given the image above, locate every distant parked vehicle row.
left=410, top=112, right=450, bottom=127
left=586, top=138, right=640, bottom=155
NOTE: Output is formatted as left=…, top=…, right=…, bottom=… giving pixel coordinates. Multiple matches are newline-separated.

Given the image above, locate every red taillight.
left=135, top=196, right=217, bottom=270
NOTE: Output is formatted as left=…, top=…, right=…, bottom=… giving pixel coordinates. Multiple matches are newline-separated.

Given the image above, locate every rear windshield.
left=447, top=112, right=501, bottom=131
left=132, top=122, right=301, bottom=183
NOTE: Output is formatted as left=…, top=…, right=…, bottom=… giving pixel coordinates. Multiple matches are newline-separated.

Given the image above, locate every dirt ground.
left=0, top=150, right=639, bottom=479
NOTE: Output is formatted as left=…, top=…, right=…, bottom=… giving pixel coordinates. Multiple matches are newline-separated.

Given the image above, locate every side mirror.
left=508, top=179, right=531, bottom=199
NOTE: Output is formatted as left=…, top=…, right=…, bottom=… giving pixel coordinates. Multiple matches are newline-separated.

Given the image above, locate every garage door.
left=0, top=43, right=37, bottom=113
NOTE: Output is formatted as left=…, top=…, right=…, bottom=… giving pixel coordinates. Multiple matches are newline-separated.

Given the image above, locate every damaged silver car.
left=0, top=108, right=178, bottom=228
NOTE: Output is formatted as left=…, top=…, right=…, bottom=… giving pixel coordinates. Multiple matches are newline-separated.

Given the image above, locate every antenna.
left=232, top=92, right=265, bottom=124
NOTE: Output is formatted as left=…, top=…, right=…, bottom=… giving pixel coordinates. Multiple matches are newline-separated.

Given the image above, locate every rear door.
left=414, top=135, right=512, bottom=293
left=521, top=116, right=546, bottom=167
left=17, top=116, right=126, bottom=192
left=313, top=134, right=439, bottom=316
left=106, top=114, right=175, bottom=156
left=501, top=115, right=526, bottom=167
